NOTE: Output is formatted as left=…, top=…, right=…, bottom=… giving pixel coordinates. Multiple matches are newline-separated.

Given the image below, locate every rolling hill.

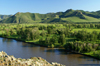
left=1, top=9, right=100, bottom=23
left=0, top=15, right=11, bottom=21
left=0, top=12, right=57, bottom=23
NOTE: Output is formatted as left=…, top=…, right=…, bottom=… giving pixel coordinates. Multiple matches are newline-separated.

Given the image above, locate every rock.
left=0, top=51, right=65, bottom=66
left=52, top=62, right=65, bottom=66
left=0, top=51, right=7, bottom=57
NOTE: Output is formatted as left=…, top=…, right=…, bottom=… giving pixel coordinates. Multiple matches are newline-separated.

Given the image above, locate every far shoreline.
left=0, top=36, right=100, bottom=61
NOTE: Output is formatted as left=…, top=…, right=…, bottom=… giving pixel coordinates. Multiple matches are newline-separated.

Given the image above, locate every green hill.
left=1, top=12, right=57, bottom=23
left=1, top=9, right=100, bottom=23
left=0, top=15, right=11, bottom=21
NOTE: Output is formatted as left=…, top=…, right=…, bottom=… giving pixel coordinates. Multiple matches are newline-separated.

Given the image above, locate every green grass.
left=84, top=15, right=100, bottom=22
left=72, top=28, right=100, bottom=33
left=61, top=15, right=100, bottom=22
left=61, top=17, right=88, bottom=22
left=84, top=50, right=100, bottom=59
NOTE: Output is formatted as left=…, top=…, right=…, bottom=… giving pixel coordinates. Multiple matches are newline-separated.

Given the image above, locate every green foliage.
left=47, top=28, right=52, bottom=34
left=1, top=23, right=100, bottom=55
left=30, top=28, right=40, bottom=40
left=40, top=30, right=46, bottom=37
left=64, top=41, right=98, bottom=52
left=84, top=50, right=100, bottom=59
left=75, top=30, right=100, bottom=41
left=58, top=34, right=66, bottom=45
left=1, top=23, right=100, bottom=59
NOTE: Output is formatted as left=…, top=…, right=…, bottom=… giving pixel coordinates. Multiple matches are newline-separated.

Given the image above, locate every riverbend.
left=0, top=37, right=100, bottom=66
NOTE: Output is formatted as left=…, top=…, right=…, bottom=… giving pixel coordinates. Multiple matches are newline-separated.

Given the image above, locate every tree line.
left=1, top=24, right=100, bottom=52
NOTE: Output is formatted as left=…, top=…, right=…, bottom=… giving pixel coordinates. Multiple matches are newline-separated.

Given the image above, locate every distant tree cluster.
left=74, top=30, right=100, bottom=41
left=63, top=24, right=100, bottom=28
left=64, top=41, right=100, bottom=52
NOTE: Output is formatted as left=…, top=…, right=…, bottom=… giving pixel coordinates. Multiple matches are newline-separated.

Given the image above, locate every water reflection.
left=0, top=37, right=100, bottom=66
left=79, top=64, right=100, bottom=66
left=21, top=42, right=37, bottom=47
left=2, top=38, right=13, bottom=42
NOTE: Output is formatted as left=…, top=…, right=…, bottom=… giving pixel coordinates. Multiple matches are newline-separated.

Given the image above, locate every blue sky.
left=0, top=0, right=100, bottom=15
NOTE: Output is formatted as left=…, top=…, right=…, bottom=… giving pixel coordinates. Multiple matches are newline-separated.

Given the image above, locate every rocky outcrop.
left=0, top=51, right=65, bottom=66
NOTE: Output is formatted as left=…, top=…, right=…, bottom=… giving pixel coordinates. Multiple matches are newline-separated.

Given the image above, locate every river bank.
left=1, top=36, right=100, bottom=61
left=0, top=51, right=65, bottom=66
left=0, top=37, right=100, bottom=66
left=71, top=51, right=100, bottom=60
left=0, top=35, right=48, bottom=47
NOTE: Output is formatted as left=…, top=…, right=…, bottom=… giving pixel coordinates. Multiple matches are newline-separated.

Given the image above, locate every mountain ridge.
left=1, top=9, right=100, bottom=23
left=0, top=15, right=12, bottom=21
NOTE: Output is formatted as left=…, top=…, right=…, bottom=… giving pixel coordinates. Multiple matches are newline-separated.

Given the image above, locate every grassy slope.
left=2, top=9, right=100, bottom=23
left=0, top=15, right=11, bottom=21
left=84, top=50, right=100, bottom=59
left=72, top=28, right=100, bottom=33
left=1, top=12, right=57, bottom=23
left=61, top=15, right=100, bottom=22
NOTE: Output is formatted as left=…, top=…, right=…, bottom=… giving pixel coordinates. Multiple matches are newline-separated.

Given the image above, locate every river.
left=0, top=37, right=100, bottom=66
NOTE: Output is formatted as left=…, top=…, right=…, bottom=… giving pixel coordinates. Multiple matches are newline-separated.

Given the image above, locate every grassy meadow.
left=72, top=28, right=100, bottom=33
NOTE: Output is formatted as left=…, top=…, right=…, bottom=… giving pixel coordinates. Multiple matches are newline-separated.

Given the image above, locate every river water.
left=0, top=37, right=100, bottom=66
